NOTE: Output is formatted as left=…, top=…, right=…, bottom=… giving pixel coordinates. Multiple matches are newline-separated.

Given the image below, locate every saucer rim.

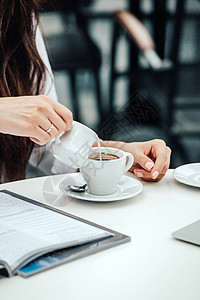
left=173, top=162, right=200, bottom=188
left=59, top=174, right=143, bottom=202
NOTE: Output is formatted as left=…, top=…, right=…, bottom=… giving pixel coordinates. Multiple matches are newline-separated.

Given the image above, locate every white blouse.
left=28, top=26, right=75, bottom=175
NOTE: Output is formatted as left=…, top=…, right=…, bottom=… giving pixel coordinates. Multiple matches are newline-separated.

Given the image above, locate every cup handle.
left=55, top=135, right=61, bottom=145
left=55, top=131, right=65, bottom=145
left=123, top=153, right=134, bottom=174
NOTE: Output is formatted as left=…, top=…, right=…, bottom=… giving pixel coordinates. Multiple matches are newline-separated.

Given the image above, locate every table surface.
left=0, top=170, right=200, bottom=300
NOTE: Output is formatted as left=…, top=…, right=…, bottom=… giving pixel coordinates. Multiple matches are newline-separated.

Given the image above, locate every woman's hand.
left=123, top=139, right=171, bottom=181
left=97, top=139, right=171, bottom=182
left=0, top=95, right=73, bottom=145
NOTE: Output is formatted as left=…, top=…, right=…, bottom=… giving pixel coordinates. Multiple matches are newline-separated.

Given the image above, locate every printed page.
left=0, top=192, right=112, bottom=272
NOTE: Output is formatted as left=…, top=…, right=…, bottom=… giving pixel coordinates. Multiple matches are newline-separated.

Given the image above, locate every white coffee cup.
left=80, top=147, right=134, bottom=195
left=52, top=121, right=98, bottom=168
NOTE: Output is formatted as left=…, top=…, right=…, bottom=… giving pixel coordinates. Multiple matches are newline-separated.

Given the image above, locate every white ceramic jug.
left=52, top=121, right=98, bottom=168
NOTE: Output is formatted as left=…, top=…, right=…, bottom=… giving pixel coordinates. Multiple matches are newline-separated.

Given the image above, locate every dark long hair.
left=0, top=0, right=46, bottom=183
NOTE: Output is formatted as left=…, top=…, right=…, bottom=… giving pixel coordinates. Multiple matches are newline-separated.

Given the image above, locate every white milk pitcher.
left=52, top=121, right=99, bottom=168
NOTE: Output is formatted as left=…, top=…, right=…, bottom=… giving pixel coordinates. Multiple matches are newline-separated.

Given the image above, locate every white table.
left=0, top=170, right=200, bottom=300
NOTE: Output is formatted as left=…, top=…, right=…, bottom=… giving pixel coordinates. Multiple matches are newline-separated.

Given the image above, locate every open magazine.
left=0, top=190, right=130, bottom=277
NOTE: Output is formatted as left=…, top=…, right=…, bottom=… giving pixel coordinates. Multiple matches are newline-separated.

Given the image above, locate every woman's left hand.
left=123, top=139, right=171, bottom=181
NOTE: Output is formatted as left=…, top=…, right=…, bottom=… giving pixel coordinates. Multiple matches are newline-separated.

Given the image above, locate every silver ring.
left=46, top=124, right=54, bottom=133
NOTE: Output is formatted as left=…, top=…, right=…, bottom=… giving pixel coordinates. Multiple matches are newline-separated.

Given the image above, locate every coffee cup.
left=80, top=147, right=134, bottom=195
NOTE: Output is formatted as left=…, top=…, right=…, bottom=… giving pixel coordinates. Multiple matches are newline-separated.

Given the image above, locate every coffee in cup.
left=89, top=152, right=119, bottom=161
left=80, top=147, right=134, bottom=195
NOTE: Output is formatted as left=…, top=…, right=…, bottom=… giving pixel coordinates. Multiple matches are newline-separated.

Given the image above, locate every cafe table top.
left=0, top=169, right=200, bottom=300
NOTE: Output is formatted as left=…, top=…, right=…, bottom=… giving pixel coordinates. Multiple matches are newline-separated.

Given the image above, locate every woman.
left=0, top=0, right=171, bottom=183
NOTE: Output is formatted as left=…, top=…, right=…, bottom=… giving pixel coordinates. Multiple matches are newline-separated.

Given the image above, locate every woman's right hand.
left=0, top=95, right=73, bottom=145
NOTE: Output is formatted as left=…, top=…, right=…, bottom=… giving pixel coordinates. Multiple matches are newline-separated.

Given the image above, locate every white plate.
left=173, top=163, right=200, bottom=188
left=59, top=173, right=143, bottom=202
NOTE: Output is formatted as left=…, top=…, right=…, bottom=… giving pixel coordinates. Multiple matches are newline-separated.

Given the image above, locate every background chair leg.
left=109, top=23, right=120, bottom=114
left=69, top=71, right=80, bottom=122
left=93, top=69, right=103, bottom=123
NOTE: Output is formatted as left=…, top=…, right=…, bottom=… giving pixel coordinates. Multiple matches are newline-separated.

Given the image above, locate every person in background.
left=0, top=0, right=171, bottom=184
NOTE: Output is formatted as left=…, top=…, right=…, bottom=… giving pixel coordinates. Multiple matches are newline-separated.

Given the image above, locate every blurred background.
left=39, top=0, right=200, bottom=169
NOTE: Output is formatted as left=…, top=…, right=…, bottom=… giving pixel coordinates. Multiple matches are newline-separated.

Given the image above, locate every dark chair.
left=41, top=1, right=103, bottom=123
left=109, top=0, right=200, bottom=166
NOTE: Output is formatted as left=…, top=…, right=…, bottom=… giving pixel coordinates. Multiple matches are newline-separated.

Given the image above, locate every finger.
left=166, top=146, right=172, bottom=169
left=46, top=110, right=69, bottom=135
left=134, top=167, right=165, bottom=182
left=133, top=152, right=155, bottom=172
left=45, top=123, right=59, bottom=138
left=53, top=103, right=73, bottom=131
left=29, top=127, right=51, bottom=145
left=153, top=146, right=171, bottom=178
left=30, top=137, right=40, bottom=144
left=149, top=141, right=170, bottom=179
left=39, top=95, right=73, bottom=132
left=38, top=118, right=52, bottom=133
left=36, top=111, right=63, bottom=138
left=150, top=151, right=170, bottom=179
left=34, top=114, right=59, bottom=138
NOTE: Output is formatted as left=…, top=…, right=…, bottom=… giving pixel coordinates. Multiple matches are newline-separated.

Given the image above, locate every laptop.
left=172, top=219, right=200, bottom=246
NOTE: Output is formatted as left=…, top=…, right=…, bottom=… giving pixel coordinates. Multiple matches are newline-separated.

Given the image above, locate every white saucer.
left=59, top=173, right=143, bottom=202
left=173, top=163, right=200, bottom=188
